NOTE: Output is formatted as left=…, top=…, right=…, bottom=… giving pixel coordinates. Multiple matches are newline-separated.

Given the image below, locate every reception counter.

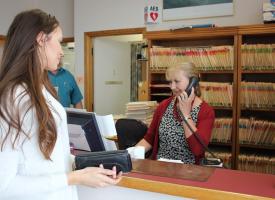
left=74, top=150, right=274, bottom=199
left=117, top=159, right=275, bottom=200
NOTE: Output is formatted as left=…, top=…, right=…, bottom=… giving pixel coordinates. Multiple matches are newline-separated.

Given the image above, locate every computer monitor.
left=66, top=109, right=105, bottom=152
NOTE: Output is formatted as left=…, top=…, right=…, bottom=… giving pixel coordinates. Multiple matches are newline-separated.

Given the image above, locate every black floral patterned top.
left=157, top=99, right=201, bottom=164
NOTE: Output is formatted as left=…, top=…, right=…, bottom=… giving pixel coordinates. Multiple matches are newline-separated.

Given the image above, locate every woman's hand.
left=67, top=165, right=122, bottom=188
left=177, top=87, right=195, bottom=117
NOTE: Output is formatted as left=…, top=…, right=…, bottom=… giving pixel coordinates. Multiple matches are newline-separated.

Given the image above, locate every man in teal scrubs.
left=48, top=66, right=83, bottom=108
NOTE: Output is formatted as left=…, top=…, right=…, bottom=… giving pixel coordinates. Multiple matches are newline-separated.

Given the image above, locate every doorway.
left=84, top=28, right=146, bottom=114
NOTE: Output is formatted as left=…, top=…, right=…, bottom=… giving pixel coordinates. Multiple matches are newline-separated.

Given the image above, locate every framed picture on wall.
left=163, top=0, right=234, bottom=21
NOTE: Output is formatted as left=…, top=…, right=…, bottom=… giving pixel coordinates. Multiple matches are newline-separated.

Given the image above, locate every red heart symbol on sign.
left=150, top=12, right=158, bottom=21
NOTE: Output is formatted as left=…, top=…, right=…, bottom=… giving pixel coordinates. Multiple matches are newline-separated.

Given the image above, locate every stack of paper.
left=263, top=2, right=275, bottom=23
left=125, top=101, right=158, bottom=125
left=95, top=114, right=118, bottom=151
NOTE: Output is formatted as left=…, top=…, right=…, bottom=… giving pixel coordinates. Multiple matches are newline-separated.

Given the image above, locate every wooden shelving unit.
left=143, top=24, right=275, bottom=174
left=236, top=24, right=275, bottom=173
left=144, top=26, right=238, bottom=169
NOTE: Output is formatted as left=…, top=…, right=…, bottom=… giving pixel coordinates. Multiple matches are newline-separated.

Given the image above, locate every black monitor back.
left=67, top=110, right=105, bottom=152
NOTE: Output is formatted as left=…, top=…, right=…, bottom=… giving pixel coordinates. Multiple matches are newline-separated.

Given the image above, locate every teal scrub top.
left=48, top=67, right=83, bottom=107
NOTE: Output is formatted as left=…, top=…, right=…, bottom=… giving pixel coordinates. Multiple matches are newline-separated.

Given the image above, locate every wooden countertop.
left=118, top=159, right=275, bottom=200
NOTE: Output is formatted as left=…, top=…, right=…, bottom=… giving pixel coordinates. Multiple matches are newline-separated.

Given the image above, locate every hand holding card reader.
left=75, top=150, right=132, bottom=174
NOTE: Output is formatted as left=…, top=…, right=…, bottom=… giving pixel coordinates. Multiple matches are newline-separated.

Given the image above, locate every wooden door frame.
left=0, top=35, right=74, bottom=48
left=84, top=27, right=146, bottom=111
left=0, top=35, right=6, bottom=47
left=62, top=37, right=74, bottom=43
left=0, top=35, right=5, bottom=40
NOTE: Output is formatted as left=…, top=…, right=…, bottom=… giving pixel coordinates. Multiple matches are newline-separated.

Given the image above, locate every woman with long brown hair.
left=0, top=9, right=120, bottom=200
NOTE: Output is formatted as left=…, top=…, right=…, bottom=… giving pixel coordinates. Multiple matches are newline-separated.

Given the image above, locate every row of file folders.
left=205, top=151, right=275, bottom=174
left=199, top=81, right=275, bottom=108
left=211, top=117, right=275, bottom=146
left=149, top=44, right=275, bottom=71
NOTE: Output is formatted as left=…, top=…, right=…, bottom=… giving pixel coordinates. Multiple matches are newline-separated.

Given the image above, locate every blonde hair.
left=166, top=62, right=201, bottom=97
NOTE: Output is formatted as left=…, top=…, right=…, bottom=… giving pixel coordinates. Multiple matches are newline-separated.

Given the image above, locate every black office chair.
left=115, top=118, right=148, bottom=150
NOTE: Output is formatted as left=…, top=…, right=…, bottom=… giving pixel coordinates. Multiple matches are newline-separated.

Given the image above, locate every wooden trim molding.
left=118, top=176, right=273, bottom=200
left=84, top=33, right=93, bottom=111
left=62, top=37, right=74, bottom=43
left=238, top=24, right=275, bottom=35
left=0, top=35, right=73, bottom=44
left=144, top=26, right=238, bottom=40
left=144, top=24, right=275, bottom=40
left=85, top=27, right=146, bottom=37
left=0, top=35, right=6, bottom=40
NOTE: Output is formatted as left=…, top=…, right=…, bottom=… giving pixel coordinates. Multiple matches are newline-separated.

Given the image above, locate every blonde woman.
left=137, top=62, right=215, bottom=164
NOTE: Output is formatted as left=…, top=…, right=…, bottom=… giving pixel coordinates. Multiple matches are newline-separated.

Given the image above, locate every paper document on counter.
left=158, top=158, right=183, bottom=164
left=127, top=146, right=145, bottom=159
left=95, top=114, right=117, bottom=151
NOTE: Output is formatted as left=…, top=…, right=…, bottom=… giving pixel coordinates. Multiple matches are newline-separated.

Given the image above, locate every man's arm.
left=74, top=101, right=83, bottom=109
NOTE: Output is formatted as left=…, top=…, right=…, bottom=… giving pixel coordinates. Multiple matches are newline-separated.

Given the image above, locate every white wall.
left=0, top=0, right=74, bottom=37
left=94, top=38, right=131, bottom=115
left=62, top=44, right=76, bottom=75
left=78, top=185, right=188, bottom=200
left=74, top=0, right=145, bottom=77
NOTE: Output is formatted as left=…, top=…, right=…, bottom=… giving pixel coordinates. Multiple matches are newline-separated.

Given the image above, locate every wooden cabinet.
left=236, top=25, right=275, bottom=174
left=144, top=27, right=238, bottom=169
left=143, top=25, right=275, bottom=174
left=149, top=70, right=170, bottom=102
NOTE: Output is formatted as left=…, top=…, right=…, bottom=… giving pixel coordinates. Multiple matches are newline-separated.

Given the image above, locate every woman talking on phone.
left=136, top=62, right=215, bottom=164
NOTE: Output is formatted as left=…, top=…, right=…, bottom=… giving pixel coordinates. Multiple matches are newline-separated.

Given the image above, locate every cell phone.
left=185, top=77, right=199, bottom=96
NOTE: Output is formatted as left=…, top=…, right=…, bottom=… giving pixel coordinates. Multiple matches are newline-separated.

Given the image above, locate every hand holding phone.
left=185, top=77, right=199, bottom=97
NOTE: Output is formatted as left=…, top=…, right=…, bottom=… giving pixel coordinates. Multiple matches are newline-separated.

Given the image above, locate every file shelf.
left=143, top=24, right=275, bottom=173
left=144, top=26, right=238, bottom=169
